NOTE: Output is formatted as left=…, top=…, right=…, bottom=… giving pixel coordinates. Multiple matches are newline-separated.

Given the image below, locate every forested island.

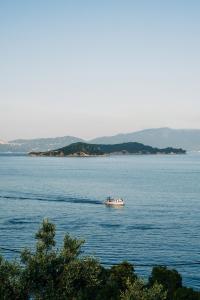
left=29, top=142, right=186, bottom=157
left=0, top=219, right=199, bottom=300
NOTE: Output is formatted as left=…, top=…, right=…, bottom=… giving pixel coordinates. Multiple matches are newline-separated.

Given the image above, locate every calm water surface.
left=0, top=154, right=200, bottom=289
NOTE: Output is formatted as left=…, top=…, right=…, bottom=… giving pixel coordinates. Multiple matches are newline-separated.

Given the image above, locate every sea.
left=0, top=153, right=199, bottom=289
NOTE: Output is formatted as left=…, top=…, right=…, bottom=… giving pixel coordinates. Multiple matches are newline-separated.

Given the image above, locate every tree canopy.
left=0, top=219, right=199, bottom=300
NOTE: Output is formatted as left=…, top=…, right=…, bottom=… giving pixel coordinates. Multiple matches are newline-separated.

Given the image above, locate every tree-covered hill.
left=29, top=142, right=186, bottom=156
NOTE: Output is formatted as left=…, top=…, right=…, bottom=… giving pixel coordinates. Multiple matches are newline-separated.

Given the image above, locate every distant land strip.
left=29, top=142, right=186, bottom=157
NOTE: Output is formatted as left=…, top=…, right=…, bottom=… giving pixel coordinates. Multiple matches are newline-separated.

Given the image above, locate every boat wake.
left=0, top=193, right=102, bottom=205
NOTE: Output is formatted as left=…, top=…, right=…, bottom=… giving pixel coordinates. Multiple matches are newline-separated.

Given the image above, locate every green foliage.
left=30, top=141, right=186, bottom=156
left=35, top=219, right=56, bottom=251
left=149, top=266, right=182, bottom=300
left=174, top=287, right=200, bottom=300
left=96, top=262, right=137, bottom=300
left=0, top=255, right=27, bottom=300
left=121, top=278, right=167, bottom=300
left=0, top=219, right=199, bottom=300
left=20, top=218, right=100, bottom=299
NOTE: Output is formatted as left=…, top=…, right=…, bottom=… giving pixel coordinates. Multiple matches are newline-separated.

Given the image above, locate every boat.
left=104, top=197, right=125, bottom=206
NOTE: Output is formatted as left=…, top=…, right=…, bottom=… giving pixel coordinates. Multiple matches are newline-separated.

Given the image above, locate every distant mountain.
left=0, top=136, right=84, bottom=153
left=29, top=142, right=186, bottom=157
left=90, top=128, right=200, bottom=150
left=1, top=127, right=200, bottom=153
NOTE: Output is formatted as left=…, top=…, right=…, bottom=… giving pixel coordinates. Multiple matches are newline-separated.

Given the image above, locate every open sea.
left=0, top=153, right=199, bottom=289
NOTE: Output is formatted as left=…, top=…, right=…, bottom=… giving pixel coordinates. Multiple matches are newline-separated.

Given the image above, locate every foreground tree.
left=121, top=279, right=167, bottom=300
left=20, top=219, right=102, bottom=300
left=0, top=255, right=27, bottom=300
left=173, top=287, right=200, bottom=300
left=0, top=219, right=199, bottom=300
left=149, top=266, right=182, bottom=300
left=96, top=262, right=137, bottom=300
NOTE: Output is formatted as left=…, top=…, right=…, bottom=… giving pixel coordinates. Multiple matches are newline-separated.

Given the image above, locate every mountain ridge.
left=89, top=127, right=200, bottom=150
left=1, top=127, right=200, bottom=152
left=0, top=136, right=84, bottom=153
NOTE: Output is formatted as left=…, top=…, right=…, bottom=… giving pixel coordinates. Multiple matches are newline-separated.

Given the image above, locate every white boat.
left=104, top=197, right=125, bottom=206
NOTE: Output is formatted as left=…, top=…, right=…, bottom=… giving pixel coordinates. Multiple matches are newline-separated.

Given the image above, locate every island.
left=29, top=142, right=186, bottom=156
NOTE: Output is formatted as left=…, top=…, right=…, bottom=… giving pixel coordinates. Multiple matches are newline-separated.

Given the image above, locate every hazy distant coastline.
left=1, top=127, right=199, bottom=153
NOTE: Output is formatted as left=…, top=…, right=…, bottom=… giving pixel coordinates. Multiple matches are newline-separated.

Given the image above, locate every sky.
left=1, top=0, right=200, bottom=141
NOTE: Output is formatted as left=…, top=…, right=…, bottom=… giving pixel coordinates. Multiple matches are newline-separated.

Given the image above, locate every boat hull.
left=104, top=198, right=125, bottom=206
left=105, top=202, right=125, bottom=206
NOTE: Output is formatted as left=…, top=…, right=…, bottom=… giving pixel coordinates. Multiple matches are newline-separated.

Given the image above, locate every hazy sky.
left=1, top=0, right=200, bottom=140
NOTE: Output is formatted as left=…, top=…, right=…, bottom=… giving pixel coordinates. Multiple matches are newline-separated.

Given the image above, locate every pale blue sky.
left=1, top=0, right=200, bottom=140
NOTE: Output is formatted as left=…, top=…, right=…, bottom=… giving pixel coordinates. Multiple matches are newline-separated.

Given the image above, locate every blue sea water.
left=0, top=153, right=199, bottom=289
